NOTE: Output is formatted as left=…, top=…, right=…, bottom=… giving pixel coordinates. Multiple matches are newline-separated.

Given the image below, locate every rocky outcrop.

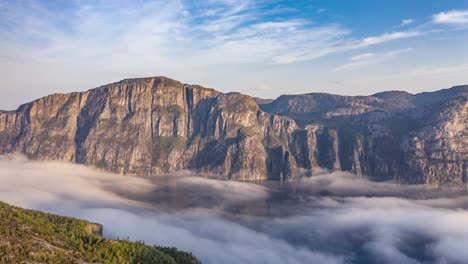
left=0, top=77, right=466, bottom=184
left=401, top=96, right=468, bottom=185
left=0, top=77, right=298, bottom=180
left=85, top=223, right=103, bottom=236
left=259, top=85, right=468, bottom=185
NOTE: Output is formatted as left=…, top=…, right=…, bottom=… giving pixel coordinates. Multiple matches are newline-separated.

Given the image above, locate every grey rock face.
left=259, top=85, right=468, bottom=185
left=0, top=77, right=466, bottom=184
left=401, top=96, right=468, bottom=185
left=0, top=77, right=296, bottom=180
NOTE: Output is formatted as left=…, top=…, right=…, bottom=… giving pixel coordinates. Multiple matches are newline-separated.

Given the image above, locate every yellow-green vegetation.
left=0, top=201, right=200, bottom=264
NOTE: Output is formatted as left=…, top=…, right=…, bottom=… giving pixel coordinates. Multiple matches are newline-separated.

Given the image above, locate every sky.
left=0, top=0, right=468, bottom=110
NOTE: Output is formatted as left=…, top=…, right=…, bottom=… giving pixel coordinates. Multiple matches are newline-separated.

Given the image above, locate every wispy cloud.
left=0, top=0, right=428, bottom=68
left=270, top=30, right=422, bottom=65
left=359, top=31, right=422, bottom=46
left=334, top=48, right=413, bottom=71
left=0, top=1, right=467, bottom=109
left=433, top=9, right=468, bottom=25
left=399, top=18, right=414, bottom=27
left=350, top=53, right=375, bottom=61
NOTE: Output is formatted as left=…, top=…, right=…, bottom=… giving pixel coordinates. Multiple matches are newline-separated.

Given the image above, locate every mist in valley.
left=1, top=154, right=468, bottom=264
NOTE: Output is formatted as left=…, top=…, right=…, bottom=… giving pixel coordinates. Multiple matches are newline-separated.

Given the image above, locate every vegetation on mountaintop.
left=0, top=201, right=200, bottom=264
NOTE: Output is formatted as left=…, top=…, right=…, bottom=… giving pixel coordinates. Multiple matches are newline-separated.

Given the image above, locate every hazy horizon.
left=0, top=74, right=466, bottom=111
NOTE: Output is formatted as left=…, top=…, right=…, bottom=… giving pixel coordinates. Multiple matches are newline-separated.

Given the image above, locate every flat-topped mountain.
left=0, top=77, right=466, bottom=185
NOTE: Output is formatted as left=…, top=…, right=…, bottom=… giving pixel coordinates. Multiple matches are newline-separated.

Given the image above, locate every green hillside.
left=0, top=201, right=200, bottom=264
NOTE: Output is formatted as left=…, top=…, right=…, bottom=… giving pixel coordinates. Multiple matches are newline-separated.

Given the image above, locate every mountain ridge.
left=0, top=76, right=466, bottom=185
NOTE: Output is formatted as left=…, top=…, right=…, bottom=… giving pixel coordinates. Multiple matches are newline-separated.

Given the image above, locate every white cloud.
left=0, top=1, right=466, bottom=109
left=350, top=53, right=375, bottom=61
left=271, top=30, right=422, bottom=65
left=3, top=155, right=468, bottom=263
left=0, top=154, right=344, bottom=264
left=399, top=18, right=414, bottom=27
left=334, top=48, right=412, bottom=71
left=359, top=31, right=422, bottom=46
left=433, top=9, right=468, bottom=25
left=0, top=1, right=426, bottom=68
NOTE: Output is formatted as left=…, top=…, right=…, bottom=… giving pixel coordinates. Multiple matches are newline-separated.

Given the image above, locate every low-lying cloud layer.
left=1, top=154, right=468, bottom=264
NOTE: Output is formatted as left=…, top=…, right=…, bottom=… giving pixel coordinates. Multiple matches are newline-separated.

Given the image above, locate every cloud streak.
left=433, top=9, right=468, bottom=25
left=0, top=1, right=467, bottom=110
left=399, top=19, right=414, bottom=27
left=334, top=48, right=413, bottom=71
left=0, top=0, right=432, bottom=68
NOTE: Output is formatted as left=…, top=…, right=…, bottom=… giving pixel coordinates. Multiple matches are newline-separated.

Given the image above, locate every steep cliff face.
left=0, top=78, right=466, bottom=184
left=401, top=96, right=468, bottom=185
left=0, top=77, right=298, bottom=180
left=259, top=85, right=468, bottom=185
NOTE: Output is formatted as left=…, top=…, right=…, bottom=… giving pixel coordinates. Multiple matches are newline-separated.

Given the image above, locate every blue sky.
left=0, top=0, right=468, bottom=109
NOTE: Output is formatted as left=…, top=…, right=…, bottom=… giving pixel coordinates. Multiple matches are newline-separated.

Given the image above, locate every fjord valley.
left=2, top=1, right=468, bottom=263
left=2, top=154, right=468, bottom=264
left=0, top=76, right=466, bottom=185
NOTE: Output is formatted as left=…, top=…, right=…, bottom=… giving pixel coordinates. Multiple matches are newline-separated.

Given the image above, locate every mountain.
left=0, top=77, right=466, bottom=185
left=0, top=201, right=199, bottom=263
left=259, top=85, right=468, bottom=184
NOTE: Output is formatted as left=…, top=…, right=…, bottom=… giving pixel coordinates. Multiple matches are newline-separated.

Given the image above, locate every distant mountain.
left=0, top=77, right=466, bottom=185
left=260, top=85, right=467, bottom=184
left=0, top=201, right=199, bottom=263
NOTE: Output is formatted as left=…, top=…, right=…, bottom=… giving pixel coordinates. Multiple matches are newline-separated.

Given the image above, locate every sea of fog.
left=1, top=154, right=468, bottom=264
